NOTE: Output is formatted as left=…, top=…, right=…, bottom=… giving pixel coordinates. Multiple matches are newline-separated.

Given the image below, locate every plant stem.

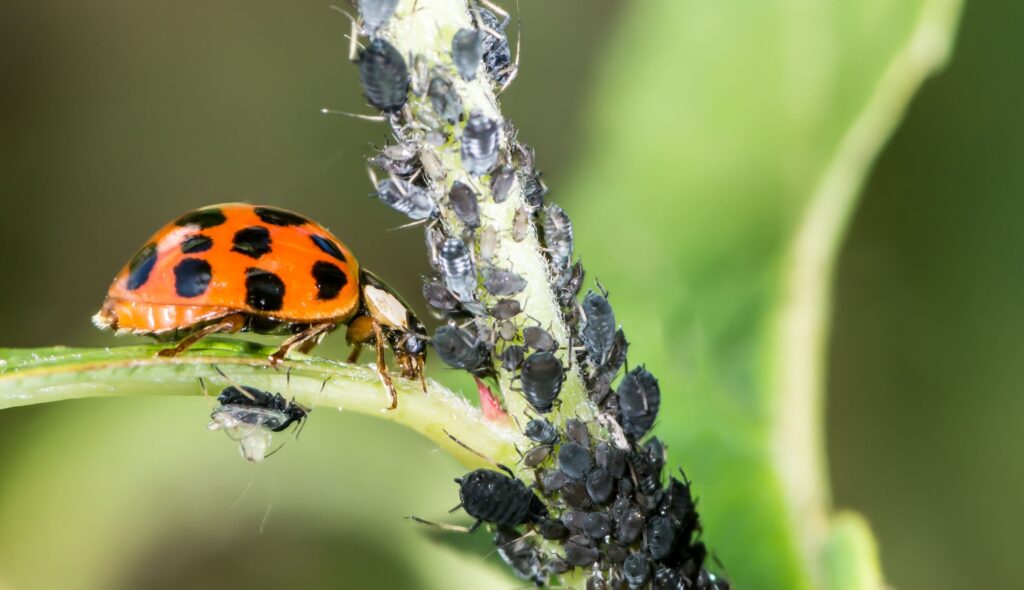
left=0, top=340, right=516, bottom=468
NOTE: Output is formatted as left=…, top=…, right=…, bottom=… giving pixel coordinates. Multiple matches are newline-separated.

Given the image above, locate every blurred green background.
left=0, top=0, right=1015, bottom=588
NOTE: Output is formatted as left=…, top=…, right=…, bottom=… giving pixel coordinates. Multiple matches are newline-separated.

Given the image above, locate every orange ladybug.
left=93, top=203, right=427, bottom=410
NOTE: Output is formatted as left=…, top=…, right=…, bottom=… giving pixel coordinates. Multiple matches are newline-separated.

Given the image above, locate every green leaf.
left=563, top=0, right=963, bottom=588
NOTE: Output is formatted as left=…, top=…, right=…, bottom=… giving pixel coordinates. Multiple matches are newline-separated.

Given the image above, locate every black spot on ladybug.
left=173, top=258, right=212, bottom=298
left=175, top=208, right=226, bottom=229
left=245, top=268, right=285, bottom=311
left=310, top=235, right=347, bottom=263
left=180, top=234, right=213, bottom=254
left=232, top=226, right=272, bottom=259
left=312, top=261, right=348, bottom=300
left=127, top=243, right=157, bottom=291
left=254, top=207, right=307, bottom=227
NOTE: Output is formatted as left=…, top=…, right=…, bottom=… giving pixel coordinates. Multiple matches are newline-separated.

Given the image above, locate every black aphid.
left=564, top=535, right=599, bottom=567
left=490, top=164, right=516, bottom=203
left=373, top=143, right=419, bottom=176
left=565, top=418, right=589, bottom=447
left=585, top=468, right=614, bottom=505
left=357, top=0, right=399, bottom=33
left=653, top=566, right=684, bottom=590
left=538, top=518, right=569, bottom=541
left=541, top=203, right=574, bottom=283
left=428, top=74, right=463, bottom=123
left=558, top=260, right=586, bottom=308
left=558, top=442, right=592, bottom=480
left=358, top=38, right=409, bottom=113
left=588, top=328, right=629, bottom=406
left=457, top=468, right=548, bottom=529
left=451, top=28, right=483, bottom=80
left=483, top=268, right=527, bottom=297
left=422, top=279, right=460, bottom=314
left=629, top=449, right=663, bottom=499
left=500, top=344, right=526, bottom=371
left=581, top=289, right=617, bottom=366
left=374, top=177, right=437, bottom=220
left=520, top=351, right=564, bottom=413
left=646, top=515, right=676, bottom=561
left=490, top=298, right=522, bottom=319
left=561, top=482, right=593, bottom=509
left=581, top=512, right=611, bottom=540
left=524, top=417, right=558, bottom=445
left=494, top=529, right=547, bottom=587
left=595, top=442, right=627, bottom=479
left=439, top=237, right=477, bottom=302
left=623, top=553, right=651, bottom=589
left=475, top=8, right=513, bottom=85
left=617, top=366, right=661, bottom=440
left=521, top=169, right=548, bottom=207
left=610, top=497, right=645, bottom=544
left=432, top=324, right=490, bottom=375
left=214, top=385, right=308, bottom=433
left=461, top=111, right=499, bottom=176
left=523, top=325, right=557, bottom=352
left=540, top=469, right=572, bottom=493
left=660, top=475, right=700, bottom=541
left=448, top=180, right=481, bottom=229
left=523, top=444, right=552, bottom=468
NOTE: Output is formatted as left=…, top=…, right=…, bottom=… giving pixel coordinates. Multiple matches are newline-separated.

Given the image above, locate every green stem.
left=0, top=339, right=516, bottom=468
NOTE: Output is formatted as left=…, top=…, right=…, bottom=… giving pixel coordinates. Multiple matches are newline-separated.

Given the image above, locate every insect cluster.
left=348, top=1, right=728, bottom=586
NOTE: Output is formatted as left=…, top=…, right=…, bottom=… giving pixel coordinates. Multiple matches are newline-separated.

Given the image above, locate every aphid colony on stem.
left=346, top=1, right=730, bottom=586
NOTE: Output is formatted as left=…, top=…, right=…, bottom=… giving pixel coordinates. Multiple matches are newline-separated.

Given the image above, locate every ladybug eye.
left=404, top=335, right=425, bottom=355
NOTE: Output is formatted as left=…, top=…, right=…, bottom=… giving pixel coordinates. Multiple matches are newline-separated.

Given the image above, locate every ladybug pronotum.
left=93, top=203, right=427, bottom=410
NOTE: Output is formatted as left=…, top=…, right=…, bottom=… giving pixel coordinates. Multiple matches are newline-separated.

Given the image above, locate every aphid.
left=558, top=442, right=592, bottom=479
left=610, top=497, right=645, bottom=545
left=494, top=529, right=547, bottom=586
left=558, top=260, right=586, bottom=308
left=585, top=467, right=614, bottom=505
left=538, top=518, right=569, bottom=541
left=594, top=442, right=627, bottom=479
left=478, top=225, right=498, bottom=262
left=629, top=449, right=663, bottom=499
left=606, top=544, right=628, bottom=565
left=512, top=205, right=531, bottom=241
left=523, top=325, right=557, bottom=352
left=646, top=516, right=676, bottom=560
left=428, top=74, right=463, bottom=124
left=419, top=147, right=445, bottom=182
left=422, top=278, right=460, bottom=314
left=373, top=142, right=419, bottom=176
left=483, top=268, right=527, bottom=297
left=547, top=559, right=571, bottom=576
left=581, top=289, right=616, bottom=366
left=496, top=319, right=518, bottom=341
left=564, top=418, right=589, bottom=447
left=540, top=203, right=574, bottom=283
left=451, top=28, right=483, bottom=80
left=432, top=324, right=490, bottom=375
left=461, top=111, right=500, bottom=176
left=617, top=366, right=661, bottom=440
left=523, top=444, right=552, bottom=468
left=456, top=468, right=549, bottom=530
left=659, top=475, right=700, bottom=540
left=357, top=0, right=399, bottom=33
left=588, top=328, right=629, bottom=406
left=439, top=237, right=477, bottom=302
left=564, top=535, right=600, bottom=567
left=93, top=203, right=426, bottom=410
left=561, top=482, right=593, bottom=509
left=448, top=180, right=481, bottom=229
left=561, top=510, right=586, bottom=533
left=653, top=566, right=685, bottom=590
left=521, top=169, right=548, bottom=208
left=523, top=417, right=558, bottom=445
left=540, top=469, right=571, bottom=493
left=519, top=351, right=564, bottom=413
left=489, top=298, right=522, bottom=320
left=582, top=512, right=611, bottom=540
left=475, top=7, right=513, bottom=85
left=623, top=553, right=651, bottom=589
left=374, top=176, right=438, bottom=220
left=644, top=437, right=667, bottom=473
left=409, top=53, right=431, bottom=97
left=358, top=38, right=409, bottom=113
left=490, top=165, right=515, bottom=203
left=207, top=384, right=309, bottom=463
left=497, top=340, right=524, bottom=368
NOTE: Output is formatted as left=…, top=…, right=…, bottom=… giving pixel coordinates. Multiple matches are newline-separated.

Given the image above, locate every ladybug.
left=93, top=203, right=427, bottom=410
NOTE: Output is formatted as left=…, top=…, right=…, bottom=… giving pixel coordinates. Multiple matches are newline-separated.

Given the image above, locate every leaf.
left=562, top=0, right=963, bottom=588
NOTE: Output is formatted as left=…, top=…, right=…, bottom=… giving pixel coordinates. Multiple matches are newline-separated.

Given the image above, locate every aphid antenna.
left=442, top=429, right=513, bottom=476
left=320, top=108, right=386, bottom=122
left=387, top=217, right=432, bottom=231
left=406, top=515, right=479, bottom=533
left=475, top=0, right=511, bottom=26
left=213, top=365, right=258, bottom=403
left=594, top=278, right=610, bottom=298
left=495, top=0, right=522, bottom=95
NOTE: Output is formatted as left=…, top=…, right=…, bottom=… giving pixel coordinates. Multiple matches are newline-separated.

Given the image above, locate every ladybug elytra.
left=93, top=203, right=426, bottom=409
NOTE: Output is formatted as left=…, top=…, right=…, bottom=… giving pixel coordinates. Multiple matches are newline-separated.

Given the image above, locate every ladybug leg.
left=157, top=313, right=245, bottom=358
left=268, top=322, right=334, bottom=366
left=372, top=319, right=398, bottom=410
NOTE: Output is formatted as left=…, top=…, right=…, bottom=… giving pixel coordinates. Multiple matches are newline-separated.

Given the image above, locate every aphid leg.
left=320, top=108, right=386, bottom=122
left=347, top=14, right=360, bottom=62
left=157, top=313, right=245, bottom=358
left=496, top=1, right=521, bottom=94
left=406, top=515, right=480, bottom=533
left=268, top=322, right=334, bottom=365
